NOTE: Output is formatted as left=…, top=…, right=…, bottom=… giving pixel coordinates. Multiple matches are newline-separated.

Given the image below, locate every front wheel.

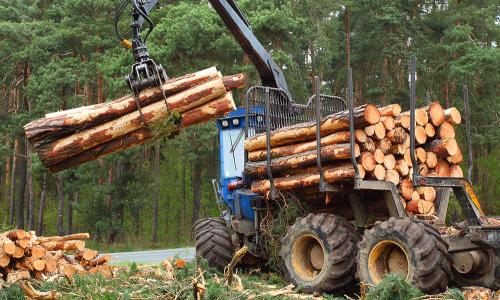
left=280, top=213, right=361, bottom=294
left=194, top=217, right=233, bottom=271
left=452, top=248, right=499, bottom=290
left=357, top=217, right=452, bottom=294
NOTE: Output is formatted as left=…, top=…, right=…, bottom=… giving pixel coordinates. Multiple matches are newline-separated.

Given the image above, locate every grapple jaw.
left=125, top=58, right=168, bottom=96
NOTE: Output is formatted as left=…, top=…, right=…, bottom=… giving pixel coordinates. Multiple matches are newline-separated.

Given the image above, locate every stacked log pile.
left=244, top=102, right=464, bottom=216
left=0, top=229, right=112, bottom=283
left=24, top=67, right=244, bottom=173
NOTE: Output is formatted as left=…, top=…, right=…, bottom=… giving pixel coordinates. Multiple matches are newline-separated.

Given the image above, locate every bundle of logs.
left=0, top=229, right=112, bottom=284
left=244, top=102, right=464, bottom=216
left=24, top=67, right=245, bottom=173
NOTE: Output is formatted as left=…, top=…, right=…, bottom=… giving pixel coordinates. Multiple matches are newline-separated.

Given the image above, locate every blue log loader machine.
left=117, top=0, right=499, bottom=295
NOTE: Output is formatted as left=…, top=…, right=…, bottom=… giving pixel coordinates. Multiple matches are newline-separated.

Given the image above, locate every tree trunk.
left=151, top=143, right=160, bottom=243
left=191, top=162, right=202, bottom=226
left=26, top=149, right=35, bottom=230
left=56, top=175, right=64, bottom=236
left=9, top=139, right=19, bottom=225
left=37, top=174, right=47, bottom=235
left=16, top=136, right=27, bottom=229
left=67, top=192, right=76, bottom=234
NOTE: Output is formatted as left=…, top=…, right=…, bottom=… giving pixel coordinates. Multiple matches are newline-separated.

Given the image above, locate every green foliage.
left=365, top=273, right=423, bottom=300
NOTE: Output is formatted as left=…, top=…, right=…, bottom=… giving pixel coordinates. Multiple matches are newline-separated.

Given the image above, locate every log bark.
left=425, top=138, right=458, bottom=158
left=444, top=107, right=461, bottom=125
left=47, top=94, right=235, bottom=173
left=26, top=67, right=221, bottom=142
left=250, top=163, right=357, bottom=194
left=247, top=131, right=350, bottom=162
left=33, top=77, right=228, bottom=167
left=244, top=143, right=359, bottom=177
left=244, top=104, right=380, bottom=151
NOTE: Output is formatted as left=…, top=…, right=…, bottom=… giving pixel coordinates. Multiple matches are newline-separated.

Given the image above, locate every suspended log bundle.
left=0, top=230, right=113, bottom=284
left=245, top=101, right=466, bottom=217
left=25, top=67, right=243, bottom=173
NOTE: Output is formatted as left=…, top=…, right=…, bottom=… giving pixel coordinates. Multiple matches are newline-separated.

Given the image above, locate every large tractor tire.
left=194, top=217, right=233, bottom=271
left=451, top=248, right=500, bottom=290
left=357, top=217, right=452, bottom=294
left=280, top=213, right=361, bottom=294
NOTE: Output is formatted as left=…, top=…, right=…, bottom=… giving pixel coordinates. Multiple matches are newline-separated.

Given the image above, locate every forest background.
left=0, top=0, right=498, bottom=251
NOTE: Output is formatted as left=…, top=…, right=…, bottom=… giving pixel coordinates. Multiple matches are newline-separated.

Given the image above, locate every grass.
left=0, top=260, right=466, bottom=300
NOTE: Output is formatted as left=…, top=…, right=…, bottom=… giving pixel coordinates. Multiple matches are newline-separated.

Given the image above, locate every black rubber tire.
left=194, top=217, right=233, bottom=271
left=279, top=213, right=361, bottom=294
left=357, top=217, right=452, bottom=294
left=452, top=248, right=500, bottom=290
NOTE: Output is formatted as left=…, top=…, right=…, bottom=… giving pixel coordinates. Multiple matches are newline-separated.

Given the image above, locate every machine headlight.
left=232, top=118, right=240, bottom=126
left=221, top=120, right=229, bottom=127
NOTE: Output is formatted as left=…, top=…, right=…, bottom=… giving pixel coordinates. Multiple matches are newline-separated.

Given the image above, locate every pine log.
left=244, top=143, right=359, bottom=177
left=37, top=233, right=90, bottom=243
left=401, top=109, right=428, bottom=126
left=404, top=148, right=426, bottom=166
left=444, top=107, right=462, bottom=125
left=247, top=131, right=351, bottom=162
left=357, top=164, right=366, bottom=180
left=373, top=149, right=385, bottom=164
left=394, top=114, right=410, bottom=129
left=13, top=246, right=24, bottom=258
left=44, top=253, right=57, bottom=273
left=416, top=187, right=436, bottom=202
left=244, top=104, right=380, bottom=151
left=370, top=164, right=386, bottom=181
left=373, top=122, right=386, bottom=140
left=435, top=159, right=450, bottom=177
left=415, top=125, right=427, bottom=145
left=221, top=73, right=247, bottom=91
left=419, top=163, right=430, bottom=176
left=360, top=137, right=376, bottom=152
left=381, top=117, right=395, bottom=131
left=406, top=199, right=435, bottom=215
left=33, top=77, right=228, bottom=167
left=449, top=165, right=464, bottom=178
left=359, top=152, right=376, bottom=172
left=426, top=152, right=438, bottom=169
left=436, top=121, right=456, bottom=139
left=0, top=235, right=16, bottom=255
left=424, top=123, right=435, bottom=138
left=377, top=138, right=392, bottom=155
left=426, top=138, right=458, bottom=158
left=4, top=229, right=27, bottom=240
left=77, top=249, right=98, bottom=261
left=379, top=104, right=401, bottom=117
left=87, top=254, right=111, bottom=267
left=31, top=246, right=47, bottom=259
left=423, top=102, right=445, bottom=127
left=355, top=129, right=367, bottom=143
left=447, top=147, right=463, bottom=164
left=398, top=178, right=413, bottom=201
left=0, top=254, right=10, bottom=267
left=383, top=154, right=396, bottom=170
left=17, top=237, right=31, bottom=249
left=7, top=269, right=30, bottom=283
left=395, top=159, right=409, bottom=176
left=385, top=169, right=400, bottom=185
left=250, top=163, right=357, bottom=194
left=386, top=128, right=406, bottom=144
left=47, top=93, right=235, bottom=173
left=41, top=240, right=85, bottom=252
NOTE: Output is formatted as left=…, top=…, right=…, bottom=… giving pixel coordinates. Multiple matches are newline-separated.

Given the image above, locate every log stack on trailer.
left=244, top=101, right=464, bottom=217
left=0, top=229, right=112, bottom=283
left=24, top=67, right=244, bottom=173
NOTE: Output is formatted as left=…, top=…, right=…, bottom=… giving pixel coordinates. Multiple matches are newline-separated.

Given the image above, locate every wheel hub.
left=291, top=234, right=326, bottom=281
left=368, top=240, right=410, bottom=283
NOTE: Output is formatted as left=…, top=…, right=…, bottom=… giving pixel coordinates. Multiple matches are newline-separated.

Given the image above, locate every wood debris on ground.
left=244, top=102, right=481, bottom=218
left=24, top=67, right=245, bottom=173
left=0, top=229, right=113, bottom=284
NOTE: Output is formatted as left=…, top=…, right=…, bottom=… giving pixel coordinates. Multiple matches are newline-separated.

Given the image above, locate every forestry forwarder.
left=117, top=0, right=500, bottom=295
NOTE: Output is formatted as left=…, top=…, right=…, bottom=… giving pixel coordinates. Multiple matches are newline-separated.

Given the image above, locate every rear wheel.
left=357, top=218, right=452, bottom=294
left=452, top=248, right=499, bottom=290
left=280, top=213, right=361, bottom=294
left=194, top=218, right=233, bottom=271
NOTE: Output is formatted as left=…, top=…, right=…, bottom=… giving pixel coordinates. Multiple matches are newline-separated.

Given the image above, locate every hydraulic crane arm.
left=137, top=0, right=292, bottom=100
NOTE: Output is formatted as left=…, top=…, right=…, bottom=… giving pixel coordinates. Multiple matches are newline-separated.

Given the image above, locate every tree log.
left=435, top=159, right=450, bottom=177
left=406, top=200, right=435, bottom=215
left=359, top=152, right=376, bottom=172
left=47, top=93, right=235, bottom=173
left=250, top=163, right=357, bottom=194
left=398, top=178, right=413, bottom=201
left=447, top=147, right=463, bottom=164
left=425, top=138, right=458, bottom=158
left=244, top=143, right=359, bottom=177
left=386, top=128, right=406, bottom=144
left=383, top=154, right=396, bottom=170
left=394, top=114, right=410, bottom=129
left=377, top=138, right=392, bottom=155
left=444, top=107, right=462, bottom=125
left=247, top=131, right=351, bottom=162
left=373, top=149, right=385, bottom=164
left=415, top=125, right=427, bottom=145
left=244, top=104, right=380, bottom=151
left=360, top=137, right=376, bottom=152
left=401, top=109, right=428, bottom=126
left=436, top=121, right=455, bottom=139
left=370, top=164, right=386, bottom=181
left=379, top=104, right=401, bottom=117
left=384, top=169, right=400, bottom=185
left=423, top=102, right=445, bottom=127
left=449, top=165, right=464, bottom=178
left=395, top=159, right=409, bottom=176
left=426, top=152, right=438, bottom=169
left=416, top=187, right=436, bottom=202
left=381, top=116, right=395, bottom=131
left=424, top=123, right=435, bottom=138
